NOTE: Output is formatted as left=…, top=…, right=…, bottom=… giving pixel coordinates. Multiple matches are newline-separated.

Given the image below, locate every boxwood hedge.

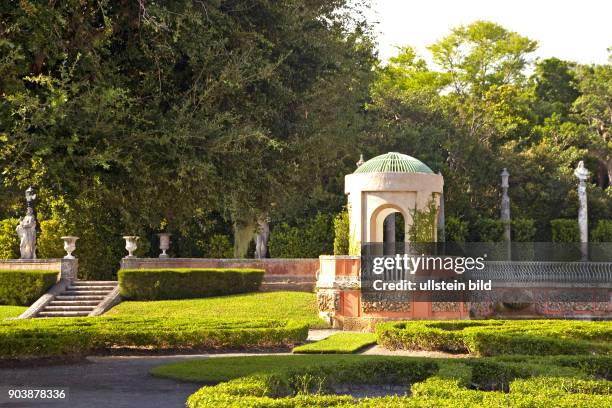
left=0, top=317, right=308, bottom=359
left=0, top=270, right=57, bottom=306
left=118, top=268, right=265, bottom=300
left=186, top=356, right=612, bottom=407
left=375, top=320, right=612, bottom=356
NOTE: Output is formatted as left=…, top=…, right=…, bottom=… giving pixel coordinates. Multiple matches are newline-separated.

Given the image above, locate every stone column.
left=500, top=168, right=511, bottom=242
left=384, top=213, right=396, bottom=244
left=437, top=174, right=445, bottom=242
left=574, top=161, right=589, bottom=259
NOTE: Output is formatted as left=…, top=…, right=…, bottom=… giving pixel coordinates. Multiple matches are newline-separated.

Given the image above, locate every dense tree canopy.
left=0, top=5, right=610, bottom=272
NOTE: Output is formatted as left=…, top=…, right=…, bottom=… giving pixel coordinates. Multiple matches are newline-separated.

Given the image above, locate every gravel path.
left=0, top=356, right=203, bottom=408
left=0, top=329, right=466, bottom=407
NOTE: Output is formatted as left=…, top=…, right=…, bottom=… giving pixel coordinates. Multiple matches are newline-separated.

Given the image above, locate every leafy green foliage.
left=512, top=218, right=536, bottom=242
left=407, top=200, right=438, bottom=242
left=0, top=270, right=57, bottom=305
left=591, top=220, right=612, bottom=242
left=199, top=234, right=234, bottom=258
left=471, top=218, right=504, bottom=242
left=37, top=218, right=68, bottom=258
left=445, top=216, right=468, bottom=243
left=333, top=210, right=350, bottom=255
left=292, top=332, right=376, bottom=354
left=0, top=317, right=308, bottom=359
left=118, top=268, right=264, bottom=300
left=0, top=0, right=375, bottom=266
left=0, top=219, right=19, bottom=260
left=551, top=219, right=580, bottom=242
left=268, top=212, right=334, bottom=258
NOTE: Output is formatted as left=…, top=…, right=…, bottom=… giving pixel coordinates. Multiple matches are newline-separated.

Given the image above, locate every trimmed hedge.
left=0, top=317, right=308, bottom=359
left=118, top=268, right=264, bottom=300
left=591, top=220, right=612, bottom=242
left=376, top=320, right=612, bottom=356
left=186, top=356, right=612, bottom=407
left=0, top=270, right=57, bottom=306
left=551, top=219, right=580, bottom=242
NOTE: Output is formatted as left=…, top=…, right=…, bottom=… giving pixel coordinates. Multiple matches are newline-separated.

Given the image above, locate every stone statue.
left=16, top=207, right=37, bottom=259
left=254, top=217, right=270, bottom=259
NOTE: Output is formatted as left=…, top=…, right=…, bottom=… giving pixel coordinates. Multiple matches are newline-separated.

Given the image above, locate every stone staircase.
left=37, top=281, right=118, bottom=317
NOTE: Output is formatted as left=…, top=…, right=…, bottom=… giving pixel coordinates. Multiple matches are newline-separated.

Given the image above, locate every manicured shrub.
left=511, top=376, right=612, bottom=396
left=333, top=210, right=349, bottom=255
left=471, top=218, right=504, bottom=242
left=269, top=212, right=334, bottom=258
left=0, top=270, right=57, bottom=306
left=200, top=234, right=233, bottom=258
left=551, top=219, right=580, bottom=242
left=376, top=320, right=611, bottom=356
left=512, top=218, right=536, bottom=242
left=185, top=356, right=612, bottom=407
left=591, top=220, right=612, bottom=242
left=0, top=218, right=19, bottom=260
left=118, top=268, right=264, bottom=300
left=445, top=216, right=468, bottom=243
left=37, top=218, right=69, bottom=259
left=0, top=318, right=308, bottom=359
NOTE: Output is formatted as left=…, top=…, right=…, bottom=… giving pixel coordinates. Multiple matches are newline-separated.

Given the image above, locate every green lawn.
left=151, top=355, right=439, bottom=383
left=151, top=354, right=596, bottom=384
left=0, top=305, right=27, bottom=319
left=0, top=306, right=26, bottom=319
left=108, top=291, right=328, bottom=328
left=293, top=332, right=377, bottom=354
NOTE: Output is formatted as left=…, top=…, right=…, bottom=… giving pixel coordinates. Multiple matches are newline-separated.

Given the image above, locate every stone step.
left=38, top=311, right=91, bottom=317
left=55, top=295, right=106, bottom=301
left=48, top=300, right=100, bottom=306
left=71, top=281, right=117, bottom=286
left=44, top=305, right=96, bottom=312
left=67, top=285, right=116, bottom=291
left=62, top=290, right=113, bottom=296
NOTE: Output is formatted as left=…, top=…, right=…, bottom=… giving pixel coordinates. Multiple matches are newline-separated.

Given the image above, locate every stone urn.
left=123, top=236, right=139, bottom=258
left=157, top=233, right=172, bottom=258
left=61, top=236, right=79, bottom=259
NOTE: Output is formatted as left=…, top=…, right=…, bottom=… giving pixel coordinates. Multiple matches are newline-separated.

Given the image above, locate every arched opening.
left=383, top=211, right=406, bottom=243
left=382, top=211, right=405, bottom=255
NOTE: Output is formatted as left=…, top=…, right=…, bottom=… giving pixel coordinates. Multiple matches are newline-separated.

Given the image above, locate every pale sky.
left=367, top=0, right=611, bottom=65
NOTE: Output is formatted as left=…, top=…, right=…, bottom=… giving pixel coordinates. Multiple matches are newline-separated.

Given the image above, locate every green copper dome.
left=354, top=152, right=433, bottom=174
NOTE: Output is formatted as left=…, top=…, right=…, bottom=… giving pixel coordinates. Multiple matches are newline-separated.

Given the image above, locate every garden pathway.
left=0, top=330, right=467, bottom=407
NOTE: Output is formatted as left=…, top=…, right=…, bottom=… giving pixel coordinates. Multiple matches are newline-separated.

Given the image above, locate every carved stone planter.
left=61, top=236, right=79, bottom=259
left=157, top=233, right=171, bottom=258
left=123, top=236, right=139, bottom=258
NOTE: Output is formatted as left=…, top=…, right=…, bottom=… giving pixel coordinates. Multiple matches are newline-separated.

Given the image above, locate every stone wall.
left=0, top=259, right=77, bottom=281
left=119, top=258, right=319, bottom=292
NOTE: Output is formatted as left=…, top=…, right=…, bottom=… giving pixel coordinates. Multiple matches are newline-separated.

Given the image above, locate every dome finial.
left=356, top=153, right=365, bottom=168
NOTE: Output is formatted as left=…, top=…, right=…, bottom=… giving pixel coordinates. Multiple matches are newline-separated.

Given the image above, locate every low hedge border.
left=118, top=268, right=265, bottom=300
left=0, top=270, right=57, bottom=306
left=186, top=356, right=612, bottom=407
left=0, top=317, right=308, bottom=359
left=376, top=320, right=612, bottom=356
